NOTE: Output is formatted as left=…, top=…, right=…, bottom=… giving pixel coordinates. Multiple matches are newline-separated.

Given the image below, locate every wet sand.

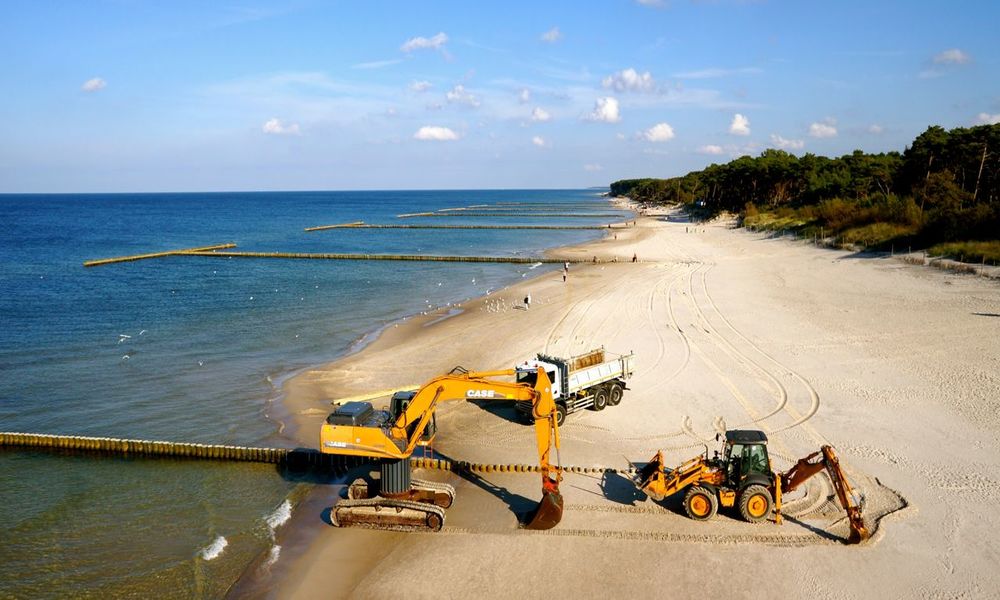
left=246, top=203, right=1000, bottom=599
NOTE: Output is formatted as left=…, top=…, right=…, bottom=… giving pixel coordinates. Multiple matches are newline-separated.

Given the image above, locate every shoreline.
left=274, top=198, right=641, bottom=448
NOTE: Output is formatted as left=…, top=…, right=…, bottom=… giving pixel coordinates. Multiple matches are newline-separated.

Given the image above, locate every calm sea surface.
left=0, top=189, right=624, bottom=597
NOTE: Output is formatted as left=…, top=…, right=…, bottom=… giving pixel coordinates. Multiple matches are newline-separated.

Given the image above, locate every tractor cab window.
left=742, top=444, right=769, bottom=477
left=726, top=443, right=743, bottom=480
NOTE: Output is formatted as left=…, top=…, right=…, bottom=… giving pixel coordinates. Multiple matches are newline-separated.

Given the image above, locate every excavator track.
left=346, top=478, right=456, bottom=508
left=331, top=497, right=446, bottom=532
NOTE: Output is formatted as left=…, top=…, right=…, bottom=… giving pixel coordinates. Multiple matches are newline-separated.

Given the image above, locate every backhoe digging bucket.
left=523, top=476, right=563, bottom=530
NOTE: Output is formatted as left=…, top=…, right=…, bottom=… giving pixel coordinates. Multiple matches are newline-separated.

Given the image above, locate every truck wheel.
left=683, top=486, right=718, bottom=521
left=738, top=485, right=773, bottom=523
left=607, top=382, right=624, bottom=406
left=555, top=403, right=567, bottom=427
left=591, top=387, right=608, bottom=411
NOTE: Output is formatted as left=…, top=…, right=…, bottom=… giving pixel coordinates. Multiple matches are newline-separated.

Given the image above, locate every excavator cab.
left=390, top=391, right=436, bottom=445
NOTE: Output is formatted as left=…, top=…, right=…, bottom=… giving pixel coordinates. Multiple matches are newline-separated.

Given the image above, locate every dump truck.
left=515, top=347, right=635, bottom=426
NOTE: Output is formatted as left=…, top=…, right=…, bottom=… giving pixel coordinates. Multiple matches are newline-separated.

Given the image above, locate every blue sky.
left=1, top=0, right=998, bottom=192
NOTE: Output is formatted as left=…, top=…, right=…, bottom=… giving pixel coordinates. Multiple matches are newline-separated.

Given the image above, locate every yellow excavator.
left=635, top=429, right=870, bottom=544
left=319, top=367, right=563, bottom=532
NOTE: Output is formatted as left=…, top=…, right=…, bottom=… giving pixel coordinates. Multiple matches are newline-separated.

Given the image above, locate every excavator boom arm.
left=780, top=445, right=870, bottom=544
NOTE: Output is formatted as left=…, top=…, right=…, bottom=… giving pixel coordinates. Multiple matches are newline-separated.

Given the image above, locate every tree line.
left=610, top=124, right=1000, bottom=261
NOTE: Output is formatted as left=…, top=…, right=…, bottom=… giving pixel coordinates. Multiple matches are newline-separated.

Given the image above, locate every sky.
left=1, top=0, right=998, bottom=193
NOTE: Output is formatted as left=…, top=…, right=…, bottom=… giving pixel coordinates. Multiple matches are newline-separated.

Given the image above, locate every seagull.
left=138, top=330, right=147, bottom=336
left=198, top=361, right=204, bottom=367
left=118, top=334, right=131, bottom=344
left=121, top=353, right=131, bottom=360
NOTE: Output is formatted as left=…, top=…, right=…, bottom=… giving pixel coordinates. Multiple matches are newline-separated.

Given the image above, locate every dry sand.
left=243, top=204, right=1000, bottom=599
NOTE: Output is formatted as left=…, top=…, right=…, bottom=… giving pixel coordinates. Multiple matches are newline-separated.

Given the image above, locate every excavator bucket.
left=846, top=509, right=870, bottom=544
left=522, top=477, right=564, bottom=530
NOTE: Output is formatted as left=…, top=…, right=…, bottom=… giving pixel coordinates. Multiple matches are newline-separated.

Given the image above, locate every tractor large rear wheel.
left=739, top=485, right=773, bottom=523
left=683, top=486, right=718, bottom=521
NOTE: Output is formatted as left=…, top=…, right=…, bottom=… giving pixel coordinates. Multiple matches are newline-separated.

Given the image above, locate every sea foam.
left=199, top=536, right=228, bottom=561
left=266, top=500, right=292, bottom=532
left=265, top=545, right=281, bottom=567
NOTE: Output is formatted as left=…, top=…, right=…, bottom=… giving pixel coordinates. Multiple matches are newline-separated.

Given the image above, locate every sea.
left=0, top=189, right=626, bottom=598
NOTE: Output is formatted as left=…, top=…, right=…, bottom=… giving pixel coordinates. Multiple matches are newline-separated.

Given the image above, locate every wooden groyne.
left=179, top=251, right=589, bottom=264
left=1, top=432, right=287, bottom=463
left=0, top=432, right=631, bottom=475
left=397, top=212, right=625, bottom=219
left=305, top=222, right=625, bottom=232
left=304, top=221, right=365, bottom=231
left=84, top=243, right=236, bottom=268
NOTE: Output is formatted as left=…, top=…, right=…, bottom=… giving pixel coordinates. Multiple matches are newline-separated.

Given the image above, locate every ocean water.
left=0, top=189, right=624, bottom=597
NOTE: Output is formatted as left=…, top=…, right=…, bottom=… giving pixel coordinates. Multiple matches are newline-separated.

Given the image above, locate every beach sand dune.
left=249, top=204, right=1000, bottom=599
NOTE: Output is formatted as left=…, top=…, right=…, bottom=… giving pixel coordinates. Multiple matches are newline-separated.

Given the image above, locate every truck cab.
left=515, top=360, right=562, bottom=399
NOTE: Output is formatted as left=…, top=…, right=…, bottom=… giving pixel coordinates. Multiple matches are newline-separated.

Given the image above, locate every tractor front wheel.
left=683, top=486, right=718, bottom=521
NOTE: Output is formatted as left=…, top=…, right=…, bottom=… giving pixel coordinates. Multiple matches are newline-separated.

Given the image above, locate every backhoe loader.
left=320, top=367, right=563, bottom=532
left=635, top=429, right=870, bottom=544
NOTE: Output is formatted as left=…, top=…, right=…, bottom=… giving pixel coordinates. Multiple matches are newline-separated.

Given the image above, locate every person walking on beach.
left=524, top=293, right=531, bottom=309
left=632, top=252, right=638, bottom=263
left=562, top=271, right=567, bottom=283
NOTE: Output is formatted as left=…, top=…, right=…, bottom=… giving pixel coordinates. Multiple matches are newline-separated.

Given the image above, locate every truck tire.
left=607, top=382, right=624, bottom=406
left=591, top=387, right=608, bottom=411
left=683, top=486, right=718, bottom=521
left=555, top=403, right=567, bottom=427
left=738, top=485, right=773, bottom=523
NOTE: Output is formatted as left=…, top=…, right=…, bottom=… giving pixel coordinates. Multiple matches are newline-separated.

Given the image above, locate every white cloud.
left=532, top=135, right=547, bottom=147
left=918, top=69, right=944, bottom=79
left=636, top=0, right=664, bottom=6
left=602, top=68, right=655, bottom=93
left=540, top=27, right=562, bottom=43
left=446, top=84, right=480, bottom=107
left=933, top=48, right=971, bottom=65
left=81, top=77, right=106, bottom=92
left=808, top=120, right=838, bottom=138
left=410, top=80, right=432, bottom=92
left=868, top=124, right=885, bottom=134
left=401, top=32, right=448, bottom=53
left=643, top=122, right=675, bottom=142
left=769, top=134, right=804, bottom=150
left=262, top=118, right=301, bottom=135
left=414, top=126, right=459, bottom=141
left=518, top=88, right=531, bottom=104
left=674, top=67, right=762, bottom=79
left=586, top=97, right=621, bottom=123
left=698, top=145, right=725, bottom=155
left=729, top=113, right=750, bottom=136
left=351, top=58, right=403, bottom=70
left=531, top=107, right=551, bottom=122
left=584, top=163, right=603, bottom=171
left=975, top=113, right=1000, bottom=125
left=616, top=133, right=626, bottom=140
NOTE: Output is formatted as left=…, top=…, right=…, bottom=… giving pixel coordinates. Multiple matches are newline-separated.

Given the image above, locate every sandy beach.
left=246, top=203, right=1000, bottom=599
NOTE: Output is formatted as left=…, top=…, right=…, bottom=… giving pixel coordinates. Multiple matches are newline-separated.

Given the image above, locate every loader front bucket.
left=522, top=476, right=563, bottom=530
